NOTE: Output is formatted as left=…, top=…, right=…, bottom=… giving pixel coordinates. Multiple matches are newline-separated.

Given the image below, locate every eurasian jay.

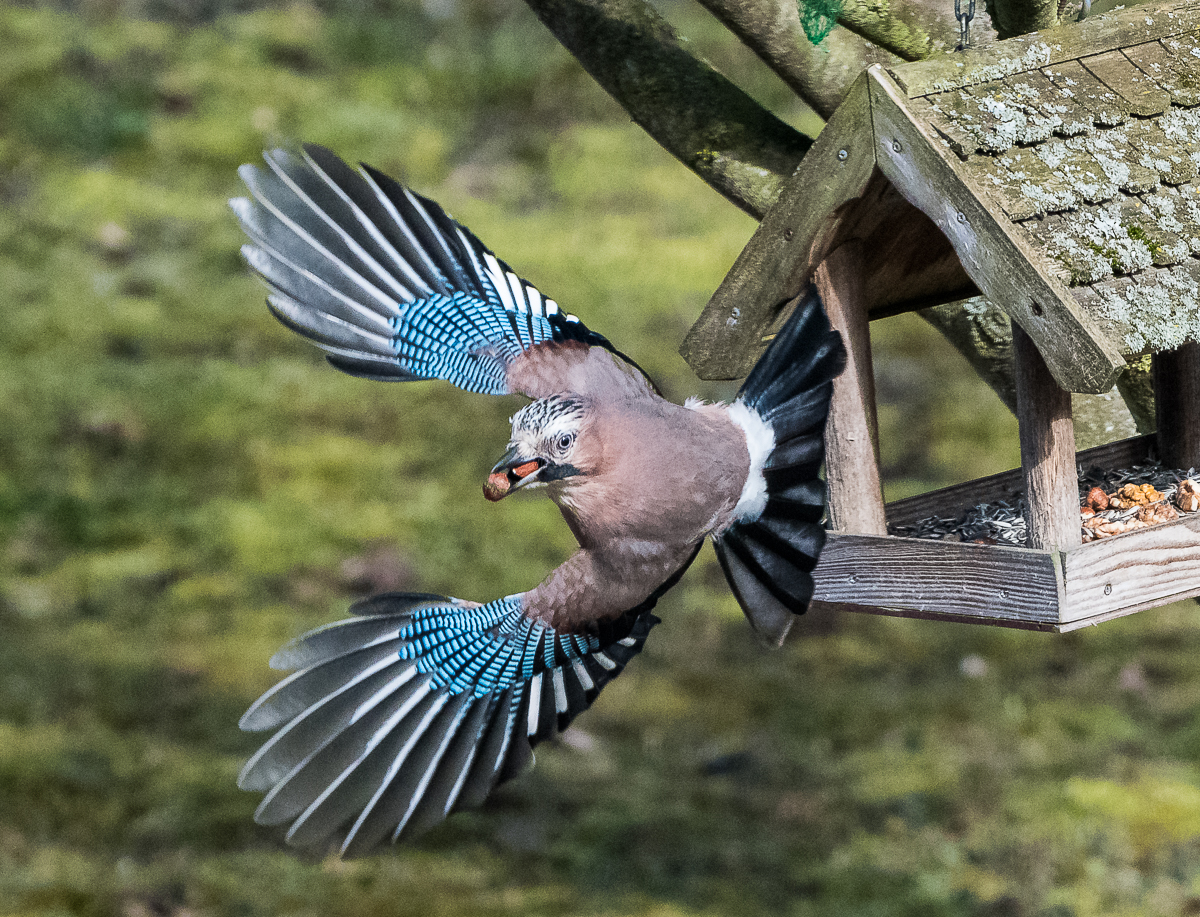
left=231, top=145, right=845, bottom=856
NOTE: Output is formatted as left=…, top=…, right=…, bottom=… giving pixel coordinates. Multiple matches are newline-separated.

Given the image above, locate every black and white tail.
left=714, top=285, right=846, bottom=645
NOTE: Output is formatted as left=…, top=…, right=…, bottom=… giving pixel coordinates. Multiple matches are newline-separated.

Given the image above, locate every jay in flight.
left=232, top=145, right=845, bottom=856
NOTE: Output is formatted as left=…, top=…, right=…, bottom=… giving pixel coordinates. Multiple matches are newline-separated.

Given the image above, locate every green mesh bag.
left=798, top=0, right=843, bottom=44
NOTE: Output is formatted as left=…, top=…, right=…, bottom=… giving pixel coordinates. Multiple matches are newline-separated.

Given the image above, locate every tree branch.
left=837, top=0, right=942, bottom=62
left=921, top=299, right=1018, bottom=412
left=522, top=0, right=814, bottom=218
left=1116, top=356, right=1155, bottom=434
left=693, top=0, right=890, bottom=119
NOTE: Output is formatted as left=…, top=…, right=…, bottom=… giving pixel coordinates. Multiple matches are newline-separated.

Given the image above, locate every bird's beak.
left=483, top=445, right=545, bottom=502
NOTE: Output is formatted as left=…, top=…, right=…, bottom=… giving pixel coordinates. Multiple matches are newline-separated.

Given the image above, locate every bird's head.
left=484, top=395, right=589, bottom=502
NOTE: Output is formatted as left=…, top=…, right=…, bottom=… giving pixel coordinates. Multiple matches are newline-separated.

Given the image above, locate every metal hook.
left=954, top=0, right=976, bottom=50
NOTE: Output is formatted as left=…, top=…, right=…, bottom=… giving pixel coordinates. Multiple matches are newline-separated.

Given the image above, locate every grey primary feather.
left=261, top=676, right=438, bottom=829
left=278, top=687, right=450, bottom=846
left=267, top=614, right=414, bottom=671
left=239, top=646, right=419, bottom=786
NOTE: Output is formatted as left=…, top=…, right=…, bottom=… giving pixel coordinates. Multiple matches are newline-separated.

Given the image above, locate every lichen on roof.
left=922, top=42, right=1056, bottom=95
left=1093, top=260, right=1200, bottom=351
left=898, top=0, right=1200, bottom=356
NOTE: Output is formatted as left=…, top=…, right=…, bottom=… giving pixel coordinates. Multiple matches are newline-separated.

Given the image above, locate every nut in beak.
left=483, top=452, right=543, bottom=502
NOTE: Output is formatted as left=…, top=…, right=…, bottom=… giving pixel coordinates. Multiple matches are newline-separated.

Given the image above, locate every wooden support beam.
left=1013, top=324, right=1081, bottom=552
left=815, top=240, right=887, bottom=536
left=1153, top=341, right=1200, bottom=470
left=812, top=533, right=1062, bottom=628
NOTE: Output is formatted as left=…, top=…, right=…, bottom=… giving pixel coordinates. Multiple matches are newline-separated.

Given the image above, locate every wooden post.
left=1013, top=323, right=1080, bottom=551
left=1153, top=341, right=1200, bottom=469
left=814, top=240, right=887, bottom=536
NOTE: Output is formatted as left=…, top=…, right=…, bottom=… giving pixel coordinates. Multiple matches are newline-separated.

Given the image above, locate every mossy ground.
left=2, top=2, right=1199, bottom=915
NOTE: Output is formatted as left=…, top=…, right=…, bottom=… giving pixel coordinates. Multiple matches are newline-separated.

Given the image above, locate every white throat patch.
left=726, top=399, right=775, bottom=523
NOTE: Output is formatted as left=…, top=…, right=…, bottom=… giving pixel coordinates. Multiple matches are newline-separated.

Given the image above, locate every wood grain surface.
left=1014, top=324, right=1082, bottom=551
left=1062, top=511, right=1200, bottom=624
left=811, top=532, right=1063, bottom=625
left=815, top=241, right=888, bottom=536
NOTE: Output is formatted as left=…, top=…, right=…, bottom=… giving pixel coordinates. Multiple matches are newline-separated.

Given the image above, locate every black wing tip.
left=713, top=539, right=800, bottom=646
left=300, top=141, right=336, bottom=163
left=739, top=284, right=846, bottom=414
left=714, top=502, right=828, bottom=641
left=716, top=283, right=842, bottom=638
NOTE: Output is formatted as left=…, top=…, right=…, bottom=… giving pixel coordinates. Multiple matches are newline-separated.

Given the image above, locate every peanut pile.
left=1081, top=479, right=1197, bottom=541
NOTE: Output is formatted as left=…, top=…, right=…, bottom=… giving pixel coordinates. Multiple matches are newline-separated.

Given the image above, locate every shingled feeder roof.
left=682, top=0, right=1200, bottom=395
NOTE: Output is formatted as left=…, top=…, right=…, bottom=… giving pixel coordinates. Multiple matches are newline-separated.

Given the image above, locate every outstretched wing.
left=239, top=548, right=698, bottom=857
left=232, top=145, right=651, bottom=397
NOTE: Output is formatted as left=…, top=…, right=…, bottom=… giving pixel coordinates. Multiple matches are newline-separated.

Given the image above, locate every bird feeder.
left=683, top=0, right=1200, bottom=631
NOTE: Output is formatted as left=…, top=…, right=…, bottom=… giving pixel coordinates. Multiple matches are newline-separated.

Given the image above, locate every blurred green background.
left=3, top=1, right=1200, bottom=914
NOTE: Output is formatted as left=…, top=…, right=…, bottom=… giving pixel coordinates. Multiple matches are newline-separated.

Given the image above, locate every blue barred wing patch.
left=392, top=595, right=610, bottom=697
left=238, top=591, right=655, bottom=856
left=232, top=144, right=602, bottom=395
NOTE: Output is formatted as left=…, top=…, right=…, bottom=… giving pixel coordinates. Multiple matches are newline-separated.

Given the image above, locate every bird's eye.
left=556, top=433, right=574, bottom=453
